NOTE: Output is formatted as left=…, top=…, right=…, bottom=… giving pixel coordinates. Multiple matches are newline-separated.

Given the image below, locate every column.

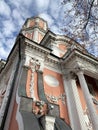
left=63, top=73, right=87, bottom=130
left=77, top=70, right=98, bottom=130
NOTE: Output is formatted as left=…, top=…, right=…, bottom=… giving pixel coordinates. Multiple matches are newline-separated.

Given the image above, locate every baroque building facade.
left=0, top=16, right=98, bottom=130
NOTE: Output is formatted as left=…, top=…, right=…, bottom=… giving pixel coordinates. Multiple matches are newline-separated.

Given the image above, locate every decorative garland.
left=45, top=93, right=66, bottom=104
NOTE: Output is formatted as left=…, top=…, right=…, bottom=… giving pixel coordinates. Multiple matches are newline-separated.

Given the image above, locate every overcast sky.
left=0, top=0, right=66, bottom=60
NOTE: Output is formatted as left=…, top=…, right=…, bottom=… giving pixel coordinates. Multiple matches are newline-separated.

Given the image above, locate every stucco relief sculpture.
left=30, top=58, right=40, bottom=99
left=84, top=108, right=93, bottom=130
left=45, top=93, right=66, bottom=104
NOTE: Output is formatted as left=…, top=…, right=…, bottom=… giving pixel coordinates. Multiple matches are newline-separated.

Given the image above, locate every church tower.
left=0, top=16, right=98, bottom=130
left=21, top=17, right=47, bottom=43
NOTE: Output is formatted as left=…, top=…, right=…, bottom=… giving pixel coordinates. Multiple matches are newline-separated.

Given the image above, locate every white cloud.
left=0, top=44, right=9, bottom=59
left=39, top=12, right=62, bottom=34
left=0, top=0, right=64, bottom=59
left=48, top=0, right=61, bottom=19
left=2, top=19, right=16, bottom=37
left=0, top=36, right=15, bottom=60
left=0, top=0, right=11, bottom=17
left=12, top=9, right=22, bottom=20
left=51, top=25, right=61, bottom=34
left=35, top=0, right=50, bottom=11
left=8, top=0, right=33, bottom=19
left=0, top=0, right=97, bottom=59
left=21, top=0, right=33, bottom=6
left=0, top=32, right=4, bottom=39
left=39, top=13, right=54, bottom=27
left=12, top=9, right=24, bottom=26
left=5, top=38, right=15, bottom=49
left=9, top=0, right=33, bottom=8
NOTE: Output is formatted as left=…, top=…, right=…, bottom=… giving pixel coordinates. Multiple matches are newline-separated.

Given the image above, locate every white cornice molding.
left=46, top=54, right=60, bottom=63
left=63, top=49, right=98, bottom=66
left=75, top=50, right=98, bottom=65
left=24, top=38, right=61, bottom=64
left=44, top=55, right=61, bottom=73
left=61, top=49, right=98, bottom=79
left=24, top=38, right=51, bottom=54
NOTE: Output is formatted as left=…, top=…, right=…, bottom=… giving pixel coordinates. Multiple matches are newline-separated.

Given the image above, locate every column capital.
left=74, top=67, right=84, bottom=75
left=64, top=71, right=77, bottom=80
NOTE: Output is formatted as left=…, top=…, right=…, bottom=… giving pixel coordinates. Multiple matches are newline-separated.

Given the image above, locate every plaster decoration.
left=45, top=93, right=66, bottom=104
left=32, top=100, right=48, bottom=115
left=84, top=108, right=93, bottom=130
left=30, top=58, right=40, bottom=99
left=44, top=75, right=59, bottom=87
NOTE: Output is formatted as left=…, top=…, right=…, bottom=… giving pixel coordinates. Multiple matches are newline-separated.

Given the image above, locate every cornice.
left=21, top=26, right=46, bottom=34
left=61, top=48, right=98, bottom=78
left=24, top=38, right=62, bottom=66
left=40, top=30, right=85, bottom=51
left=25, top=41, right=60, bottom=65
left=45, top=54, right=60, bottom=64
left=63, top=49, right=98, bottom=66
left=24, top=38, right=51, bottom=54
left=74, top=49, right=98, bottom=65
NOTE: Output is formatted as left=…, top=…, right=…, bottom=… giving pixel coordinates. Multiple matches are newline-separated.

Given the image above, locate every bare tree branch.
left=61, top=0, right=98, bottom=56
left=83, top=0, right=95, bottom=29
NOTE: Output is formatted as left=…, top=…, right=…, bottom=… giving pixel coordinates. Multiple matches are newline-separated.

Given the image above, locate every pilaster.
left=33, top=28, right=39, bottom=43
